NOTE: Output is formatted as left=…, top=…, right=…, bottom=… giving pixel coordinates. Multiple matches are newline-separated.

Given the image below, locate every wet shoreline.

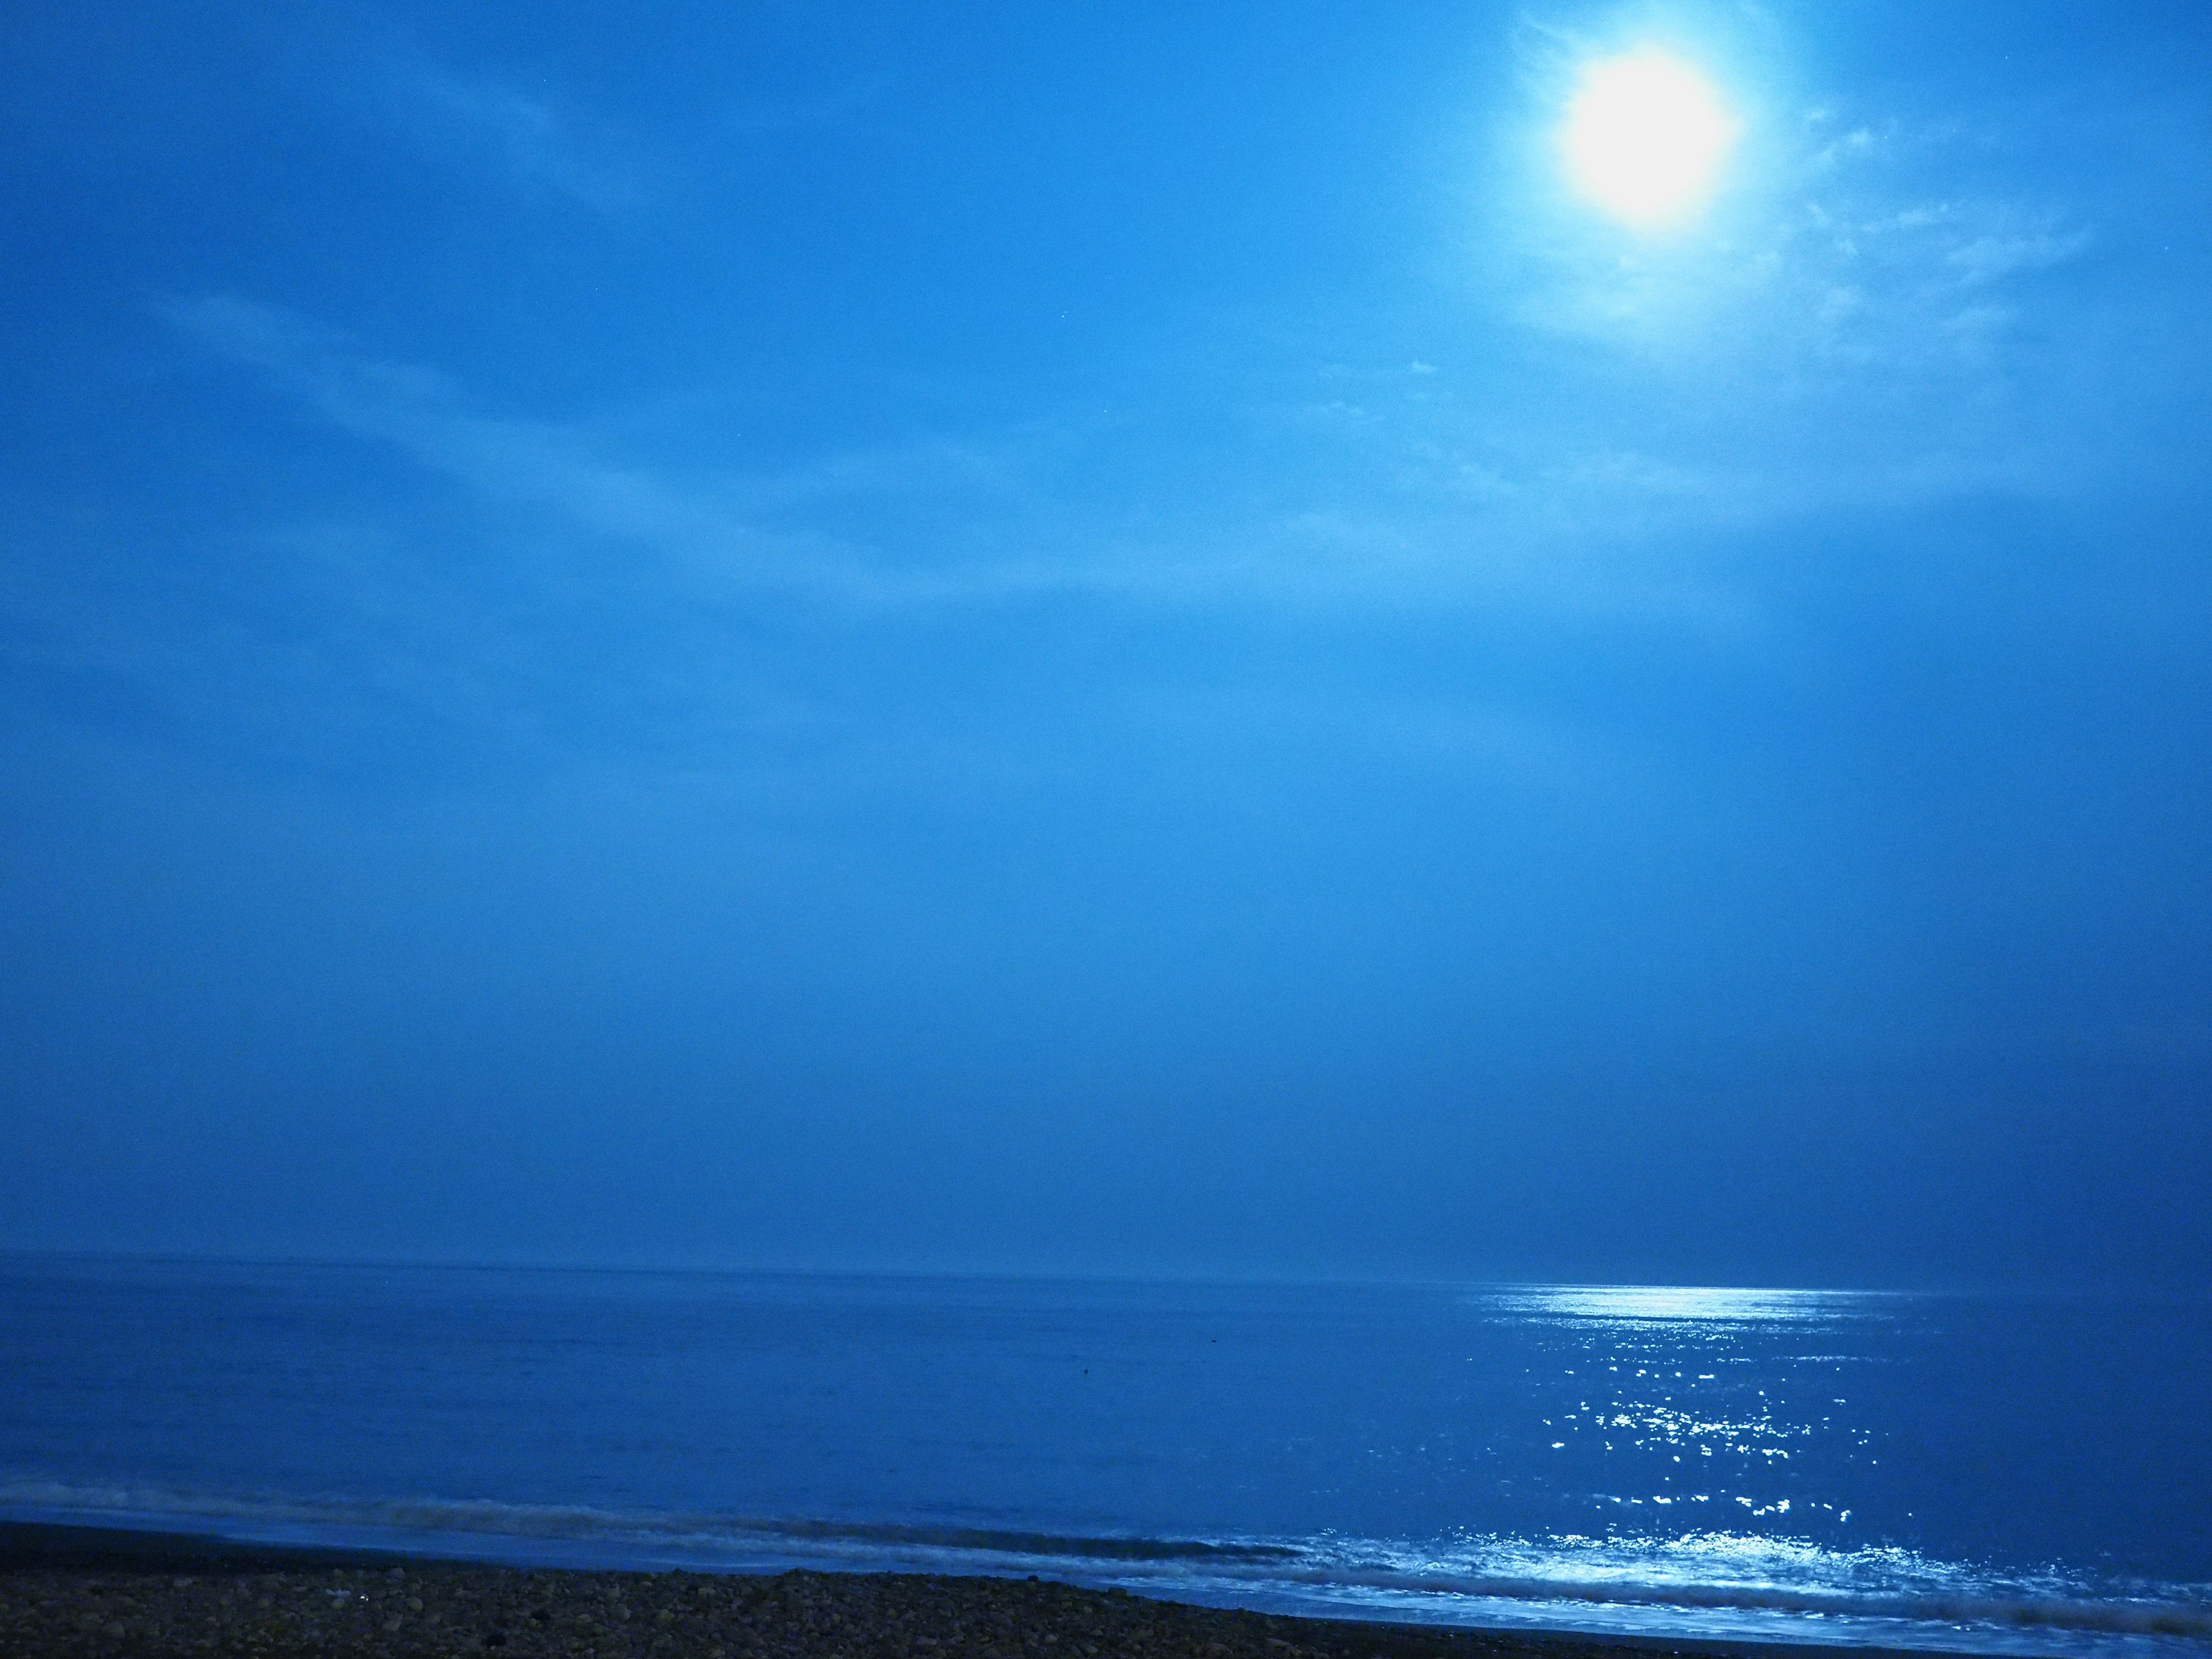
left=0, top=1522, right=1965, bottom=1659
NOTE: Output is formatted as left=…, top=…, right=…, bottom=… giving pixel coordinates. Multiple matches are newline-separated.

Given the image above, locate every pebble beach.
left=0, top=1525, right=1930, bottom=1659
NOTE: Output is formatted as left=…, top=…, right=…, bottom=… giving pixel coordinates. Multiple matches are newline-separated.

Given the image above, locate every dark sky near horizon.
left=3, top=1, right=2209, bottom=1289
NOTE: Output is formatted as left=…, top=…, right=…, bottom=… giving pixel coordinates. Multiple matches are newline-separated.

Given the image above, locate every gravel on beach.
left=0, top=1559, right=1895, bottom=1659
left=0, top=1527, right=1951, bottom=1659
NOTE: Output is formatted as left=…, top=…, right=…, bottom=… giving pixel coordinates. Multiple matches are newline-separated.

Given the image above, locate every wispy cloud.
left=151, top=111, right=2165, bottom=663
left=388, top=65, right=642, bottom=210
left=169, top=298, right=706, bottom=538
left=158, top=297, right=1088, bottom=613
left=1521, top=119, right=2093, bottom=380
left=139, top=296, right=1830, bottom=640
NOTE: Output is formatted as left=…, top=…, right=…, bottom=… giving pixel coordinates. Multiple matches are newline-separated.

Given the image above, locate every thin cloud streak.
left=147, top=296, right=1929, bottom=634
left=389, top=65, right=645, bottom=210
left=152, top=44, right=2203, bottom=648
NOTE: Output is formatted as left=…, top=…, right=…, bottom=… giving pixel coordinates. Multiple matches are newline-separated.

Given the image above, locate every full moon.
left=1562, top=49, right=1738, bottom=226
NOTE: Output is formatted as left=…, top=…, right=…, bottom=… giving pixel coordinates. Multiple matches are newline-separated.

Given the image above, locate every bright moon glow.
left=1562, top=50, right=1738, bottom=226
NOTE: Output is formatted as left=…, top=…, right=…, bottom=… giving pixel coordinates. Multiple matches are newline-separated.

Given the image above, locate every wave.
left=4, top=1479, right=2207, bottom=1650
left=1272, top=1562, right=2212, bottom=1639
left=0, top=1479, right=1289, bottom=1563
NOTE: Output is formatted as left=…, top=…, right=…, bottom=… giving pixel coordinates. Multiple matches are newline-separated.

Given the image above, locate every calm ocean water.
left=1, top=1257, right=2206, bottom=1656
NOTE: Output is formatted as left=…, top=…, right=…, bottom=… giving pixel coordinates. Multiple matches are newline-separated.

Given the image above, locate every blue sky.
left=3, top=1, right=2209, bottom=1286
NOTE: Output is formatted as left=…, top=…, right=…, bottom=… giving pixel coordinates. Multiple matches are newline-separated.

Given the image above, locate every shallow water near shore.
left=2, top=1258, right=2206, bottom=1657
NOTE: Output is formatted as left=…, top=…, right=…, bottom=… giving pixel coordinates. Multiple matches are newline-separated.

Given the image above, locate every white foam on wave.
left=3, top=1479, right=2206, bottom=1657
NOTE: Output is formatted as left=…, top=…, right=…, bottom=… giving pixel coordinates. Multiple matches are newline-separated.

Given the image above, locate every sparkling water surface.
left=2, top=1257, right=2207, bottom=1656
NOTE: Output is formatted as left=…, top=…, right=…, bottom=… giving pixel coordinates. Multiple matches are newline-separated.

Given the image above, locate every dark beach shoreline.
left=0, top=1522, right=1972, bottom=1659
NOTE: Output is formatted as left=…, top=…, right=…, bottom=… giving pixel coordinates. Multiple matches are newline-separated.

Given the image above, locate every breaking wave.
left=5, top=1479, right=2207, bottom=1655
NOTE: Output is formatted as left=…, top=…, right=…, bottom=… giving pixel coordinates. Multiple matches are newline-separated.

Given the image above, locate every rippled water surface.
left=2, top=1259, right=2206, bottom=1655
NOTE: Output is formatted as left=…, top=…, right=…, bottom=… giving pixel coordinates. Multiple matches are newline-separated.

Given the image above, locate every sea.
left=1, top=1257, right=2207, bottom=1657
